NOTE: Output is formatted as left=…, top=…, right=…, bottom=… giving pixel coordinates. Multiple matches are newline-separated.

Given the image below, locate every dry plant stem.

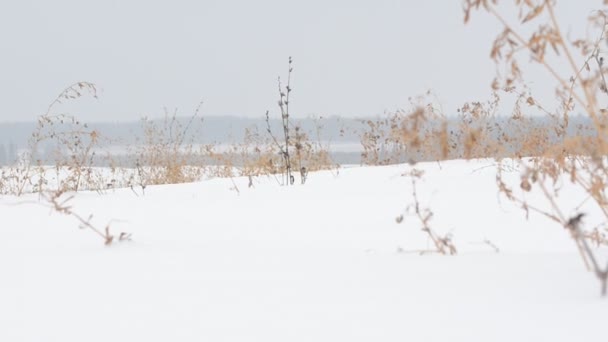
left=409, top=175, right=457, bottom=255
left=545, top=1, right=606, bottom=132
left=572, top=174, right=608, bottom=220
left=265, top=111, right=285, bottom=155
left=537, top=181, right=593, bottom=269
left=45, top=82, right=97, bottom=116
left=278, top=58, right=294, bottom=184
left=281, top=59, right=293, bottom=183
left=397, top=249, right=443, bottom=255
left=528, top=200, right=590, bottom=270
left=176, top=99, right=204, bottom=147
left=265, top=111, right=291, bottom=185
left=568, top=216, right=608, bottom=296
left=560, top=15, right=608, bottom=126
left=43, top=190, right=128, bottom=246
left=545, top=0, right=607, bottom=124
left=467, top=239, right=500, bottom=253
left=500, top=168, right=593, bottom=270
left=486, top=4, right=587, bottom=110
left=229, top=176, right=240, bottom=194
left=545, top=1, right=580, bottom=84
left=265, top=57, right=296, bottom=185
left=537, top=181, right=566, bottom=222
left=594, top=51, right=608, bottom=95
left=483, top=239, right=500, bottom=253
left=565, top=47, right=608, bottom=144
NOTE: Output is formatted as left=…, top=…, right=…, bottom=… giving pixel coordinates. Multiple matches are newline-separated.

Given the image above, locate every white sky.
left=0, top=0, right=602, bottom=122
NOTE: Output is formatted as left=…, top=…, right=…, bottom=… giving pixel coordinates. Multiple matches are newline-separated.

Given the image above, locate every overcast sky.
left=0, top=0, right=602, bottom=122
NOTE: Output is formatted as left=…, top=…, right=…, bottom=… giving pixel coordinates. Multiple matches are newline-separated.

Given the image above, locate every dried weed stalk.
left=396, top=169, right=457, bottom=255
left=43, top=190, right=131, bottom=246
left=266, top=57, right=296, bottom=185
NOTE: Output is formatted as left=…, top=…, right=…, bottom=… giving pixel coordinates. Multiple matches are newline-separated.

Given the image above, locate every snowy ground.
left=2, top=159, right=607, bottom=341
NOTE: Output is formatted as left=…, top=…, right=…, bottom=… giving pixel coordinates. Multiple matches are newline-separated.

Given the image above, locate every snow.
left=1, top=159, right=607, bottom=341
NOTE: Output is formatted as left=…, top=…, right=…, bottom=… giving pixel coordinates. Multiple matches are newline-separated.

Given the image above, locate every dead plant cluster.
left=359, top=92, right=600, bottom=166
left=128, top=103, right=205, bottom=191
left=0, top=82, right=110, bottom=195
left=464, top=0, right=608, bottom=296
left=359, top=95, right=448, bottom=166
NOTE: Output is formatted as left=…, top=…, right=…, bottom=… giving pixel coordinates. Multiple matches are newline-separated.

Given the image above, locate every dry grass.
left=129, top=103, right=205, bottom=190
left=359, top=94, right=449, bottom=165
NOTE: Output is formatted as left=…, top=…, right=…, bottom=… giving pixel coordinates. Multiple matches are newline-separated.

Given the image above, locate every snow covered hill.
left=2, top=159, right=606, bottom=341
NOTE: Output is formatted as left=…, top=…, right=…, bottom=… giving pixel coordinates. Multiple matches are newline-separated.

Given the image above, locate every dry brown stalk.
left=396, top=169, right=457, bottom=255
left=43, top=190, right=131, bottom=246
left=265, top=57, right=296, bottom=186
